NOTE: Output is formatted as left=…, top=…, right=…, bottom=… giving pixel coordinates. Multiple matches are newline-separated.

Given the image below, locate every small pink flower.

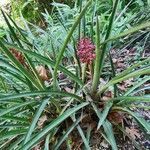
left=77, top=38, right=95, bottom=64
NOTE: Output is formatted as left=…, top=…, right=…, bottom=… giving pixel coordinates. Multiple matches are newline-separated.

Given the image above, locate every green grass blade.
left=0, top=67, right=26, bottom=84
left=114, top=0, right=133, bottom=24
left=110, top=96, right=150, bottom=105
left=0, top=115, right=29, bottom=123
left=0, top=124, right=28, bottom=128
left=1, top=11, right=45, bottom=90
left=97, top=102, right=113, bottom=129
left=0, top=101, right=36, bottom=118
left=84, top=125, right=92, bottom=150
left=103, top=58, right=150, bottom=84
left=98, top=0, right=119, bottom=77
left=103, top=120, right=118, bottom=150
left=0, top=91, right=82, bottom=102
left=5, top=12, right=28, bottom=42
left=98, top=67, right=150, bottom=94
left=113, top=107, right=150, bottom=133
left=102, top=21, right=150, bottom=45
left=19, top=102, right=89, bottom=150
left=54, top=116, right=84, bottom=150
left=24, top=98, right=50, bottom=144
left=76, top=124, right=91, bottom=150
left=0, top=57, right=24, bottom=75
left=4, top=42, right=83, bottom=86
left=6, top=137, right=24, bottom=150
left=131, top=87, right=150, bottom=95
left=1, top=10, right=22, bottom=47
left=130, top=105, right=150, bottom=110
left=44, top=134, right=50, bottom=150
left=91, top=103, right=118, bottom=150
left=0, top=129, right=27, bottom=141
left=0, top=40, right=42, bottom=90
left=124, top=76, right=150, bottom=96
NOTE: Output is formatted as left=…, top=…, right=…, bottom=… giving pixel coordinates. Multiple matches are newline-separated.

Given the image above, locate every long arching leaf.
left=19, top=102, right=89, bottom=150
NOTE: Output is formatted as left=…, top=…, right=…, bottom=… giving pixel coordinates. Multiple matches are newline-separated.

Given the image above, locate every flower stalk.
left=91, top=16, right=101, bottom=94
left=81, top=63, right=87, bottom=83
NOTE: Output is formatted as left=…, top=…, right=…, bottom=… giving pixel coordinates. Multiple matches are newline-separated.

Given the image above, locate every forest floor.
left=65, top=47, right=150, bottom=150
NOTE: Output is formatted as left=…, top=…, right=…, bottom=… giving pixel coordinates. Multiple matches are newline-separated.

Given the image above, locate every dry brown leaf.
left=118, top=84, right=126, bottom=91
left=32, top=145, right=41, bottom=150
left=126, top=127, right=141, bottom=139
left=124, top=78, right=134, bottom=87
left=128, top=48, right=136, bottom=56
left=38, top=115, right=47, bottom=129
left=116, top=62, right=126, bottom=68
left=102, top=91, right=113, bottom=101
left=36, top=66, right=49, bottom=81
left=118, top=79, right=134, bottom=91
left=108, top=111, right=123, bottom=124
left=64, top=87, right=73, bottom=93
left=32, top=140, right=44, bottom=150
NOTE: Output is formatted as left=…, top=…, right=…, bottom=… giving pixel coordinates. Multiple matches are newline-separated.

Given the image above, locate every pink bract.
left=77, top=38, right=95, bottom=64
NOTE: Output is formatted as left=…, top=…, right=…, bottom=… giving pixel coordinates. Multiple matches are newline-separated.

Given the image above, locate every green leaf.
left=113, top=96, right=150, bottom=105
left=130, top=105, right=150, bottom=110
left=98, top=0, right=119, bottom=78
left=0, top=129, right=27, bottom=141
left=113, top=107, right=150, bottom=133
left=0, top=40, right=42, bottom=90
left=91, top=103, right=118, bottom=150
left=0, top=67, right=26, bottom=84
left=44, top=134, right=51, bottom=150
left=0, top=91, right=82, bottom=102
left=1, top=11, right=45, bottom=90
left=0, top=101, right=36, bottom=117
left=131, top=87, right=150, bottom=95
left=19, top=102, right=89, bottom=150
left=5, top=137, right=24, bottom=150
left=1, top=10, right=22, bottom=47
left=84, top=126, right=92, bottom=150
left=0, top=115, right=29, bottom=123
left=24, top=98, right=50, bottom=144
left=54, top=116, right=83, bottom=150
left=111, top=58, right=150, bottom=81
left=3, top=42, right=83, bottom=86
left=0, top=124, right=28, bottom=128
left=76, top=124, right=91, bottom=150
left=97, top=102, right=113, bottom=129
left=5, top=12, right=29, bottom=42
left=103, top=120, right=118, bottom=150
left=124, top=76, right=150, bottom=96
left=98, top=67, right=150, bottom=94
left=102, top=21, right=150, bottom=44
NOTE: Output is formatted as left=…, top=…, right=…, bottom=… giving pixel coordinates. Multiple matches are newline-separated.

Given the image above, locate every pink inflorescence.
left=77, top=37, right=95, bottom=64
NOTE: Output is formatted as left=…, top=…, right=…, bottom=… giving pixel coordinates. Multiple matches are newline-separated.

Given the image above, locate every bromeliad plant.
left=0, top=0, right=150, bottom=149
